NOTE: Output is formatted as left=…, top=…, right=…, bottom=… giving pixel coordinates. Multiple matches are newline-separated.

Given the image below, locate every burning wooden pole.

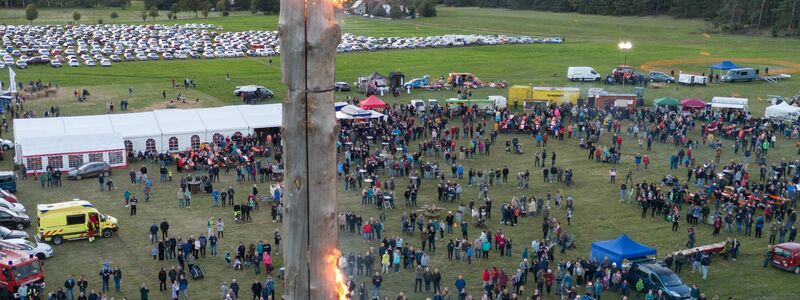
left=279, top=0, right=341, bottom=297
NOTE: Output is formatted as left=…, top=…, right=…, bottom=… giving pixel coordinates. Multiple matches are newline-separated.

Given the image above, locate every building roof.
left=196, top=106, right=250, bottom=133
left=152, top=109, right=206, bottom=135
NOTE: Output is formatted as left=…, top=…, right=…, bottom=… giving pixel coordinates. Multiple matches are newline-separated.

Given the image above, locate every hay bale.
left=36, top=91, right=46, bottom=98
left=45, top=89, right=58, bottom=97
left=28, top=93, right=38, bottom=100
left=22, top=86, right=32, bottom=93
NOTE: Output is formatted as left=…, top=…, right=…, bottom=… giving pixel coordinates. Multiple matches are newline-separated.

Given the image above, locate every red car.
left=0, top=189, right=17, bottom=204
left=771, top=242, right=800, bottom=273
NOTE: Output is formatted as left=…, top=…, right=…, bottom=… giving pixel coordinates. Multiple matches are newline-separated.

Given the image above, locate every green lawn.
left=1, top=5, right=800, bottom=299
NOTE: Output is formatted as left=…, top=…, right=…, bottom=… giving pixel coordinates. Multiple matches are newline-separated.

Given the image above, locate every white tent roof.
left=196, top=106, right=250, bottom=132
left=13, top=118, right=65, bottom=139
left=20, top=133, right=124, bottom=157
left=153, top=109, right=206, bottom=135
left=62, top=115, right=115, bottom=136
left=236, top=104, right=282, bottom=129
left=765, top=102, right=800, bottom=119
left=109, top=112, right=163, bottom=139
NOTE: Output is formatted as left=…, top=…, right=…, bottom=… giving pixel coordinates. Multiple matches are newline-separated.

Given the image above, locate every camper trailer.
left=678, top=73, right=708, bottom=86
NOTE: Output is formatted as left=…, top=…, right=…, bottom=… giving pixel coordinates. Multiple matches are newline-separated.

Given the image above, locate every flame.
left=332, top=0, right=346, bottom=9
left=328, top=249, right=350, bottom=300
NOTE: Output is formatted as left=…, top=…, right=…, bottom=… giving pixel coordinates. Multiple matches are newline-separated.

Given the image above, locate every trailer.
left=678, top=72, right=708, bottom=86
left=760, top=74, right=792, bottom=84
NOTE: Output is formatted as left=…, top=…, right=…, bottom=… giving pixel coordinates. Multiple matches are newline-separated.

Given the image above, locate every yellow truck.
left=508, top=85, right=580, bottom=105
left=36, top=200, right=119, bottom=245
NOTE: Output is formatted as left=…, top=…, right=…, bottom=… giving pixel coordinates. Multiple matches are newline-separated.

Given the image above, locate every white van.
left=567, top=66, right=601, bottom=81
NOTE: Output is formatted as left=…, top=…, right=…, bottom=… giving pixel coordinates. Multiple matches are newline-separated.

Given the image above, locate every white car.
left=0, top=61, right=4, bottom=69
left=163, top=53, right=174, bottom=60
left=84, top=59, right=96, bottom=67
left=0, top=139, right=13, bottom=151
left=2, top=239, right=53, bottom=259
left=100, top=59, right=111, bottom=67
left=68, top=59, right=80, bottom=67
left=0, top=198, right=24, bottom=214
left=50, top=60, right=62, bottom=68
left=136, top=54, right=147, bottom=61
left=15, top=60, right=27, bottom=69
left=110, top=55, right=121, bottom=62
left=147, top=53, right=159, bottom=60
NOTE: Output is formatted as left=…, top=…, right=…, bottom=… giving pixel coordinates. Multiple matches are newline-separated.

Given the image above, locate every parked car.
left=334, top=82, right=351, bottom=92
left=627, top=261, right=691, bottom=299
left=0, top=189, right=17, bottom=204
left=14, top=60, right=27, bottom=69
left=1, top=239, right=53, bottom=259
left=50, top=60, right=62, bottom=68
left=0, top=207, right=31, bottom=230
left=648, top=71, right=675, bottom=83
left=771, top=242, right=800, bottom=273
left=0, top=198, right=24, bottom=214
left=0, top=173, right=17, bottom=194
left=0, top=138, right=13, bottom=151
left=100, top=59, right=111, bottom=67
left=0, top=226, right=28, bottom=240
left=67, top=161, right=112, bottom=180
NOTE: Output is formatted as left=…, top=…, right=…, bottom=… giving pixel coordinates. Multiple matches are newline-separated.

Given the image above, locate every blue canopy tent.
left=709, top=60, right=741, bottom=71
left=590, top=234, right=656, bottom=266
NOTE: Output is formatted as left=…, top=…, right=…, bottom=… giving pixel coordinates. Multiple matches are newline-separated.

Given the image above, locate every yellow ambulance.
left=36, top=200, right=119, bottom=244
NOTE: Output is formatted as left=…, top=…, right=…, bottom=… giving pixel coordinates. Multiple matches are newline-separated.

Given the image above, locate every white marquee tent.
left=18, top=133, right=127, bottom=174
left=153, top=109, right=207, bottom=152
left=108, top=112, right=164, bottom=153
left=14, top=105, right=285, bottom=167
left=196, top=106, right=250, bottom=143
left=764, top=102, right=800, bottom=120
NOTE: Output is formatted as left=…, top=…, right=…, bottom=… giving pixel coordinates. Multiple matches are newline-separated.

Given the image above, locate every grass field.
left=1, top=4, right=800, bottom=299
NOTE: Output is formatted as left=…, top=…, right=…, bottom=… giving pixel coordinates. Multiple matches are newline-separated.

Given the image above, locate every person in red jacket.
left=544, top=269, right=554, bottom=295
left=482, top=268, right=490, bottom=285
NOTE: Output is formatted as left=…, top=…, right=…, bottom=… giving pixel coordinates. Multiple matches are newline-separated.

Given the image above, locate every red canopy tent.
left=359, top=95, right=387, bottom=109
left=681, top=98, right=706, bottom=109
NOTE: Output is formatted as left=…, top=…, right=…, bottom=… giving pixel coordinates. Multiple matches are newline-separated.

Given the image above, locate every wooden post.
left=279, top=0, right=341, bottom=298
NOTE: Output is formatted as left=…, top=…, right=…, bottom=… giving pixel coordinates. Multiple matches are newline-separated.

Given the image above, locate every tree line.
left=443, top=0, right=800, bottom=36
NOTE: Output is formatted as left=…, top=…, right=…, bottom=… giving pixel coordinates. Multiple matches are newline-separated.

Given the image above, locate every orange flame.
left=328, top=249, right=350, bottom=300
left=332, top=0, right=346, bottom=9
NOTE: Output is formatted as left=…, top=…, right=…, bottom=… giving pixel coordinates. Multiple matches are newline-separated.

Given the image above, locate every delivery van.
left=721, top=68, right=757, bottom=82
left=567, top=66, right=601, bottom=82
left=36, top=200, right=119, bottom=245
left=771, top=242, right=800, bottom=273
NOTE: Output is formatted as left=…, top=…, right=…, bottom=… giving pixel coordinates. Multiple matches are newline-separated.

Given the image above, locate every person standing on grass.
left=149, top=223, right=159, bottom=244
left=217, top=218, right=225, bottom=238
left=160, top=219, right=170, bottom=240
left=139, top=283, right=149, bottom=300
left=609, top=167, right=616, bottom=184
left=129, top=196, right=138, bottom=216
left=112, top=267, right=122, bottom=293
left=64, top=275, right=76, bottom=300
left=178, top=274, right=189, bottom=300
left=177, top=188, right=185, bottom=209
left=100, top=267, right=111, bottom=293
left=158, top=268, right=168, bottom=291
left=371, top=272, right=382, bottom=298
left=454, top=275, right=466, bottom=300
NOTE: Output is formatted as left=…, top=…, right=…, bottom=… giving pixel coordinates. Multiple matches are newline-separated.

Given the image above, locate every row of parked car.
left=0, top=24, right=562, bottom=69
left=0, top=185, right=54, bottom=261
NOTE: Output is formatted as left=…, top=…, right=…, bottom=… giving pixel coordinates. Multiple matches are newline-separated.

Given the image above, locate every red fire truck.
left=0, top=249, right=45, bottom=298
